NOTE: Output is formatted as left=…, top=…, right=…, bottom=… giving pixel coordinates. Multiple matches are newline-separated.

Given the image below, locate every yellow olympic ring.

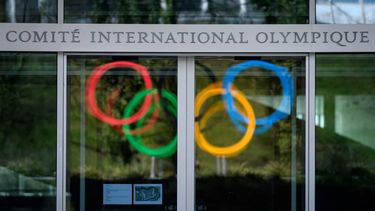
left=195, top=82, right=256, bottom=157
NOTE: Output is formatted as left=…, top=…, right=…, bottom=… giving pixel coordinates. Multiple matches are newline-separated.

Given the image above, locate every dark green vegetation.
left=0, top=0, right=307, bottom=24
left=0, top=0, right=56, bottom=23
left=0, top=53, right=57, bottom=178
left=64, top=0, right=308, bottom=24
left=315, top=54, right=375, bottom=211
left=0, top=53, right=57, bottom=210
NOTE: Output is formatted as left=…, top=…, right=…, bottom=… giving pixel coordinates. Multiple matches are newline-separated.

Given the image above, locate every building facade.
left=0, top=0, right=374, bottom=211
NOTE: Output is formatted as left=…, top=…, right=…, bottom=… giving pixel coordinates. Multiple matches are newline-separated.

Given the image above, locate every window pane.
left=0, top=0, right=56, bottom=23
left=67, top=56, right=177, bottom=210
left=0, top=53, right=57, bottom=210
left=316, top=0, right=375, bottom=24
left=64, top=0, right=308, bottom=24
left=316, top=54, right=375, bottom=210
left=194, top=57, right=305, bottom=210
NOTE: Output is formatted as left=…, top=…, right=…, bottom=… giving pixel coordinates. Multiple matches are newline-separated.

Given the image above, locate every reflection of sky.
left=317, top=0, right=375, bottom=23
left=7, top=0, right=15, bottom=22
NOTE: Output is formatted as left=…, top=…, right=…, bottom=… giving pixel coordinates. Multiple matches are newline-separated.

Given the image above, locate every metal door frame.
left=58, top=53, right=313, bottom=211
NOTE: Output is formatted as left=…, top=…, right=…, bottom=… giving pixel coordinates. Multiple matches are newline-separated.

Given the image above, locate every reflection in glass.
left=195, top=57, right=305, bottom=210
left=0, top=0, right=56, bottom=23
left=316, top=0, right=375, bottom=23
left=0, top=53, right=57, bottom=210
left=316, top=54, right=375, bottom=211
left=67, top=56, right=177, bottom=211
left=64, top=0, right=307, bottom=24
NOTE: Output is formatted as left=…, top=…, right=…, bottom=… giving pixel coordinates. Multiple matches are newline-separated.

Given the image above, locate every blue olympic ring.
left=222, top=60, right=294, bottom=134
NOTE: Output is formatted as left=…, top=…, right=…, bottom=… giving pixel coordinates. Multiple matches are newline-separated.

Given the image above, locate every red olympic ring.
left=104, top=87, right=161, bottom=135
left=86, top=61, right=153, bottom=125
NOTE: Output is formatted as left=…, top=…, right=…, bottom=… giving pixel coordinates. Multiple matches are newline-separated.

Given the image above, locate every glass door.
left=63, top=54, right=307, bottom=211
left=66, top=55, right=178, bottom=211
left=193, top=56, right=306, bottom=211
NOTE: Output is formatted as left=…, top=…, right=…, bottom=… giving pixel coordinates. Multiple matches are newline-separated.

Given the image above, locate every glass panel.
left=194, top=57, right=305, bottom=210
left=67, top=56, right=177, bottom=211
left=316, top=0, right=375, bottom=24
left=316, top=54, right=375, bottom=210
left=64, top=0, right=308, bottom=24
left=0, top=0, right=56, bottom=23
left=0, top=53, right=57, bottom=210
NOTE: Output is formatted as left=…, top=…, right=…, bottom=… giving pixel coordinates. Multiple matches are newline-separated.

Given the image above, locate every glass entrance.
left=194, top=56, right=306, bottom=211
left=66, top=55, right=178, bottom=211
left=64, top=55, right=306, bottom=211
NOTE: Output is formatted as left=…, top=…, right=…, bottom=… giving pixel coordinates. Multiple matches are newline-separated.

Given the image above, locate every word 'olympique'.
left=5, top=30, right=370, bottom=46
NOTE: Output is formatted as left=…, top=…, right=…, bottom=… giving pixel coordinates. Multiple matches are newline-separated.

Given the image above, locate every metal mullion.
left=306, top=53, right=316, bottom=211
left=177, top=57, right=188, bottom=211
left=58, top=0, right=64, bottom=24
left=291, top=63, right=298, bottom=211
left=186, top=57, right=195, bottom=211
left=64, top=53, right=307, bottom=57
left=309, top=0, right=316, bottom=24
left=56, top=52, right=66, bottom=211
left=57, top=1, right=65, bottom=210
left=307, top=0, right=316, bottom=210
left=177, top=56, right=196, bottom=211
left=79, top=61, right=86, bottom=211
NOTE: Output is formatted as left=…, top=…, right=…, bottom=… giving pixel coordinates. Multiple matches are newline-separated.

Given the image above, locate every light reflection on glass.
left=316, top=0, right=375, bottom=23
left=0, top=0, right=56, bottom=23
left=0, top=53, right=57, bottom=210
left=316, top=54, right=375, bottom=210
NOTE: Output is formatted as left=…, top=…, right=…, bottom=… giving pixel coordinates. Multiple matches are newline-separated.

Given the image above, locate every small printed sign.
left=103, top=184, right=132, bottom=205
left=133, top=184, right=163, bottom=205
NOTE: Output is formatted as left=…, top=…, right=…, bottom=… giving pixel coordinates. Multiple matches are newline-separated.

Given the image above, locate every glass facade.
left=316, top=54, right=375, bottom=211
left=194, top=57, right=306, bottom=210
left=316, top=0, right=375, bottom=24
left=0, top=53, right=57, bottom=210
left=67, top=56, right=177, bottom=210
left=0, top=0, right=374, bottom=211
left=0, top=0, right=57, bottom=23
left=64, top=0, right=308, bottom=24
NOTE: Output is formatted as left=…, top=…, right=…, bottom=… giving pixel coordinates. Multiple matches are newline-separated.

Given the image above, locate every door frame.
left=60, top=53, right=312, bottom=211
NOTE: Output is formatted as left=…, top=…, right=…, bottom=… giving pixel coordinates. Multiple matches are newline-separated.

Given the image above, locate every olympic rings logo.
left=85, top=60, right=294, bottom=159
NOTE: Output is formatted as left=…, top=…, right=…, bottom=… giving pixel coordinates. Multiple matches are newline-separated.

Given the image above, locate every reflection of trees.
left=316, top=55, right=375, bottom=184
left=250, top=0, right=308, bottom=23
left=87, top=0, right=176, bottom=23
left=62, top=0, right=307, bottom=23
left=90, top=0, right=110, bottom=23
left=66, top=58, right=178, bottom=179
left=0, top=1, right=5, bottom=22
left=0, top=0, right=308, bottom=23
left=0, top=54, right=57, bottom=177
left=0, top=0, right=56, bottom=23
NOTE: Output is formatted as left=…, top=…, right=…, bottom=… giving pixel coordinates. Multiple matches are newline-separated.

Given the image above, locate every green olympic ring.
left=122, top=89, right=177, bottom=158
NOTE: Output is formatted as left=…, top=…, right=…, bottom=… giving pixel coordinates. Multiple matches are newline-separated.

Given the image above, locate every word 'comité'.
left=5, top=30, right=370, bottom=46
